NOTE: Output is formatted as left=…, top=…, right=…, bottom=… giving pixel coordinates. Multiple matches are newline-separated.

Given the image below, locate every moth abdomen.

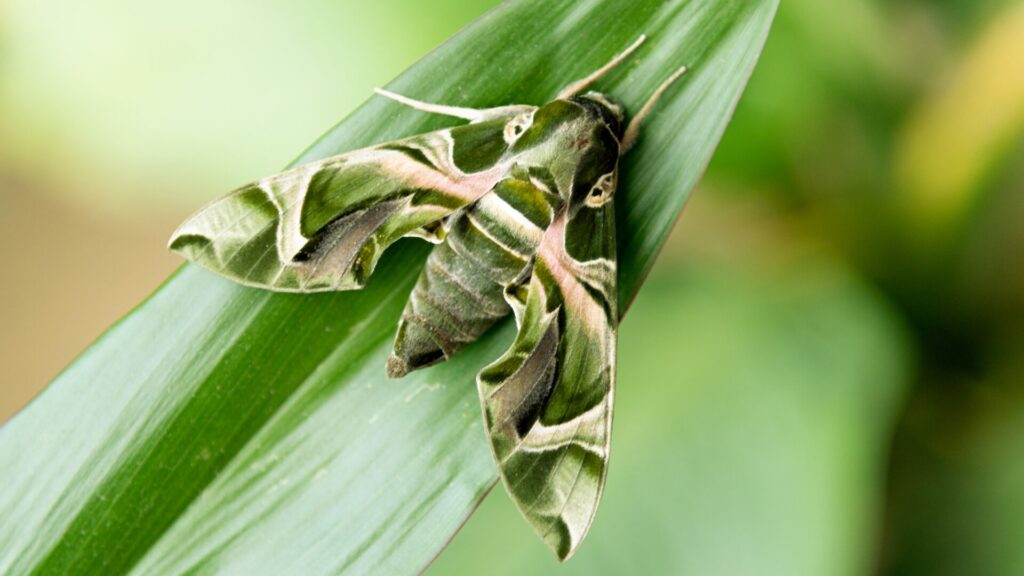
left=387, top=241, right=509, bottom=378
left=388, top=177, right=558, bottom=378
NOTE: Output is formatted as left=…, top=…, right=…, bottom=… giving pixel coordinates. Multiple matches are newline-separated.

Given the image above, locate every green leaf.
left=0, top=1, right=778, bottom=574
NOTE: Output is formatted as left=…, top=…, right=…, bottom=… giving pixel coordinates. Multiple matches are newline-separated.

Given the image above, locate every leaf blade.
left=0, top=1, right=779, bottom=574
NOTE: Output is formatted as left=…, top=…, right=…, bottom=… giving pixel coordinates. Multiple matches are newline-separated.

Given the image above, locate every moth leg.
left=375, top=88, right=532, bottom=123
left=620, top=65, right=689, bottom=153
left=556, top=35, right=647, bottom=99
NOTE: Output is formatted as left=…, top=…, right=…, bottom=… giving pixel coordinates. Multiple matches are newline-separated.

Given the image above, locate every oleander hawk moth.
left=169, top=35, right=687, bottom=561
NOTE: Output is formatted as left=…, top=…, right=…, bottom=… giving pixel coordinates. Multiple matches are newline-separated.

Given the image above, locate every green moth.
left=169, top=35, right=686, bottom=561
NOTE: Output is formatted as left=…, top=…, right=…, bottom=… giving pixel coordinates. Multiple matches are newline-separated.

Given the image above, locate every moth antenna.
left=620, top=65, right=689, bottom=154
left=556, top=35, right=647, bottom=100
left=374, top=88, right=484, bottom=122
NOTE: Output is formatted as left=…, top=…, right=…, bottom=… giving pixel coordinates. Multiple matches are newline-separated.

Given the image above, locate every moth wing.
left=478, top=204, right=617, bottom=561
left=169, top=128, right=506, bottom=292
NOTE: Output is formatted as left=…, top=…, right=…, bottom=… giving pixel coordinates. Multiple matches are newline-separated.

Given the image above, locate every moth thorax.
left=571, top=92, right=625, bottom=138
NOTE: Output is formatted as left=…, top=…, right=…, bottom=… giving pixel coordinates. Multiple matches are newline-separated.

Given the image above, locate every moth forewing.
left=168, top=120, right=521, bottom=293
left=478, top=203, right=617, bottom=561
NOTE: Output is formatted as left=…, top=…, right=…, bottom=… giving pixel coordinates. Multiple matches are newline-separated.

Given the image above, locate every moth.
left=169, top=35, right=686, bottom=560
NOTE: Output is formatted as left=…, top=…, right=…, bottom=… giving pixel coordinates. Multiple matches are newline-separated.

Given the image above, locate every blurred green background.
left=1, top=0, right=1022, bottom=574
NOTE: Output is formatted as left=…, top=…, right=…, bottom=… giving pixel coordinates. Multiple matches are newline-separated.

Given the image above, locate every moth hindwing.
left=168, top=34, right=687, bottom=561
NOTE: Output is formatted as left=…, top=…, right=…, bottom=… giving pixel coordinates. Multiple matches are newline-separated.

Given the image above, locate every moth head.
left=570, top=91, right=625, bottom=139
left=503, top=110, right=535, bottom=144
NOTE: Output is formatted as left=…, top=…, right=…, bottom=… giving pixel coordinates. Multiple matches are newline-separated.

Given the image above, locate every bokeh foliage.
left=704, top=1, right=1024, bottom=574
